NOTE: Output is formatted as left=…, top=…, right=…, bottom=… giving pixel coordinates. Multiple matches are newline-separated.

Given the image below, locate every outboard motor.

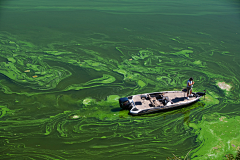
left=119, top=97, right=132, bottom=110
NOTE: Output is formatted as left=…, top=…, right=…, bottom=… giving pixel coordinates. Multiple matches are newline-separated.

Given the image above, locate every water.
left=0, top=0, right=240, bottom=159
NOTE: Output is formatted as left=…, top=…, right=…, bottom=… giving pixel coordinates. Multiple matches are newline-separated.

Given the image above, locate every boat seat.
left=154, top=100, right=161, bottom=107
left=141, top=94, right=147, bottom=100
left=148, top=94, right=161, bottom=107
left=155, top=94, right=163, bottom=99
left=162, top=96, right=170, bottom=101
left=162, top=96, right=170, bottom=105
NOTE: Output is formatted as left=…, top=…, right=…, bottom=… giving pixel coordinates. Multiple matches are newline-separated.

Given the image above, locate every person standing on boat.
left=187, top=77, right=194, bottom=99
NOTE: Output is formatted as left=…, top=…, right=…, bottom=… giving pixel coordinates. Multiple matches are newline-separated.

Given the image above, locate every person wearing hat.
left=186, top=77, right=194, bottom=100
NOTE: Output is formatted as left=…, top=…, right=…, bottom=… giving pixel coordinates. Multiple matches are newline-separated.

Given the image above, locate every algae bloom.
left=217, top=82, right=231, bottom=91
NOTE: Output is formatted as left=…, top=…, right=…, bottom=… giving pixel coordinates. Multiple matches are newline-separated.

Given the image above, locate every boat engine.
left=119, top=97, right=132, bottom=110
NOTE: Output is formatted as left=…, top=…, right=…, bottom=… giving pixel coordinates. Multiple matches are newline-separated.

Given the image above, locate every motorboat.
left=119, top=90, right=206, bottom=115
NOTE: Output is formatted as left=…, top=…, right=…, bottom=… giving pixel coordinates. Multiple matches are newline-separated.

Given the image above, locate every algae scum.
left=0, top=0, right=240, bottom=159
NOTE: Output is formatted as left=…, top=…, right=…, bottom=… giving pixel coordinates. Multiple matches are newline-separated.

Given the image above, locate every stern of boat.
left=119, top=97, right=133, bottom=110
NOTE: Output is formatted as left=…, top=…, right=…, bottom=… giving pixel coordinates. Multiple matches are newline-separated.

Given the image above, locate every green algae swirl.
left=0, top=29, right=240, bottom=160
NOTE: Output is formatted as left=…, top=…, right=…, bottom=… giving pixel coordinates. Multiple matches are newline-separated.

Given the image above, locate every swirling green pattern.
left=0, top=1, right=240, bottom=159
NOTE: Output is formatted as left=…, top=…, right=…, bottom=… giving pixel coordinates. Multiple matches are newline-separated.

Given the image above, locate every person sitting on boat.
left=187, top=77, right=194, bottom=100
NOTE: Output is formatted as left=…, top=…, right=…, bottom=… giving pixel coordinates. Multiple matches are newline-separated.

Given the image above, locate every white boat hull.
left=120, top=91, right=204, bottom=115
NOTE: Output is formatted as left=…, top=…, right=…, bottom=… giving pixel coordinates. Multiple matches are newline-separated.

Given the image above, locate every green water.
left=0, top=0, right=240, bottom=159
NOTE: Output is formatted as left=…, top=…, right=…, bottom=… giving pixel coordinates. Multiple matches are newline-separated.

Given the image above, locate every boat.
left=119, top=89, right=206, bottom=115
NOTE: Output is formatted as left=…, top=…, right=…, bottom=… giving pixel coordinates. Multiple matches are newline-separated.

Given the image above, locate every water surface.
left=0, top=0, right=240, bottom=159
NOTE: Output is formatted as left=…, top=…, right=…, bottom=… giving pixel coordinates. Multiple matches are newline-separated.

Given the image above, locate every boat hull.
left=120, top=91, right=204, bottom=115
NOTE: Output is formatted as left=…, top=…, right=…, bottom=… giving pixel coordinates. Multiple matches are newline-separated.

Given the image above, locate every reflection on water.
left=0, top=0, right=240, bottom=159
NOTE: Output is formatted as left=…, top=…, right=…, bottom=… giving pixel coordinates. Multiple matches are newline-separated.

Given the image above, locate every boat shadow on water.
left=111, top=107, right=122, bottom=112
